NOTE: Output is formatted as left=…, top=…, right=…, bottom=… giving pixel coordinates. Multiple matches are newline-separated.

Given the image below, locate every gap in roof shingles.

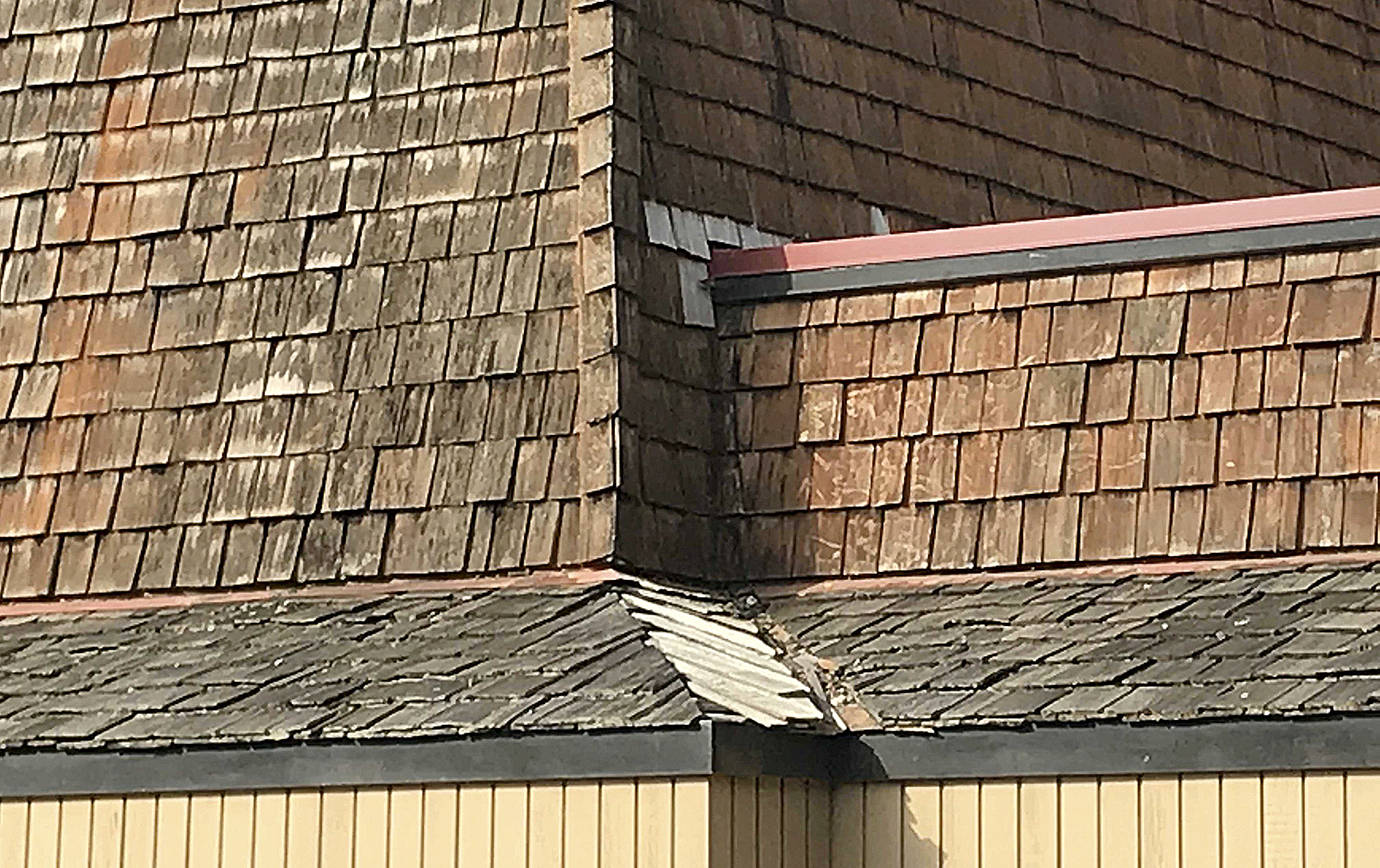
left=642, top=199, right=793, bottom=328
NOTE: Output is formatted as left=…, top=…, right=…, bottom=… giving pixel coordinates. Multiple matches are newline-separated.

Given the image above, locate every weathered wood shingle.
left=0, top=0, right=585, bottom=597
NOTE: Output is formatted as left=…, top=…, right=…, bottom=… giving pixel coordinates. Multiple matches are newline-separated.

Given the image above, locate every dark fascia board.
left=848, top=716, right=1380, bottom=781
left=712, top=217, right=1380, bottom=304
left=0, top=726, right=717, bottom=798
left=0, top=723, right=839, bottom=798
left=8, top=717, right=1380, bottom=796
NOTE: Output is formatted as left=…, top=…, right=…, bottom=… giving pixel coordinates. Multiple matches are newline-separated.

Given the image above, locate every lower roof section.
left=8, top=555, right=1380, bottom=794
left=766, top=553, right=1380, bottom=731
left=8, top=716, right=1380, bottom=797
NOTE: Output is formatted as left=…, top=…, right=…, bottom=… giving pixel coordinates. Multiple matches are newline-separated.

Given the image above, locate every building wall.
left=623, top=0, right=1380, bottom=582
left=10, top=773, right=1372, bottom=866
left=639, top=0, right=1380, bottom=240
left=720, top=243, right=1380, bottom=579
left=833, top=772, right=1380, bottom=867
left=0, top=0, right=592, bottom=598
left=0, top=779, right=726, bottom=867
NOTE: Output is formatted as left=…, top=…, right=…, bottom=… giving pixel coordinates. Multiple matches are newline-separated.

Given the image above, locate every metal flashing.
left=711, top=184, right=1380, bottom=279
left=712, top=216, right=1380, bottom=303
left=0, top=726, right=718, bottom=797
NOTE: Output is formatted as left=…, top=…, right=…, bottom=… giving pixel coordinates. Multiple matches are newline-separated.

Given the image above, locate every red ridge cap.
left=710, top=185, right=1380, bottom=278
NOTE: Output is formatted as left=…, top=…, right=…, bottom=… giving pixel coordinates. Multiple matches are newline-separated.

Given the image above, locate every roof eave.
left=10, top=716, right=1380, bottom=796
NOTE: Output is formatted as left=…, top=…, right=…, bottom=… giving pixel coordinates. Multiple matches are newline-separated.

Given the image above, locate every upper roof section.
left=0, top=0, right=585, bottom=599
left=711, top=186, right=1380, bottom=581
left=9, top=0, right=1380, bottom=601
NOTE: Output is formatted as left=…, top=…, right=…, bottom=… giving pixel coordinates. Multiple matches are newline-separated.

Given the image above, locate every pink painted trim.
left=754, top=549, right=1380, bottom=598
left=0, top=568, right=623, bottom=620
left=710, top=185, right=1380, bottom=278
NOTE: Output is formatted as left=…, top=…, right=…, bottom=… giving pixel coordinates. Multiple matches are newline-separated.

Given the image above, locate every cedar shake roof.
left=6, top=0, right=1380, bottom=599
left=767, top=556, right=1380, bottom=732
left=0, top=577, right=830, bottom=750
left=640, top=0, right=1380, bottom=239
left=9, top=557, right=1380, bottom=750
left=709, top=192, right=1380, bottom=582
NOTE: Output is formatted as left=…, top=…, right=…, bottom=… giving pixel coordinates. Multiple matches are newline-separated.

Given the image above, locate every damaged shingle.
left=0, top=578, right=832, bottom=750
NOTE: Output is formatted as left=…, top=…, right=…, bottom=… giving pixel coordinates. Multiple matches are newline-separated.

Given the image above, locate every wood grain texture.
left=0, top=0, right=588, bottom=601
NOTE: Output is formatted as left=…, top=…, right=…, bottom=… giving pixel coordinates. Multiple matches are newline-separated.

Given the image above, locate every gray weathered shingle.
left=0, top=578, right=828, bottom=749
left=767, top=559, right=1380, bottom=731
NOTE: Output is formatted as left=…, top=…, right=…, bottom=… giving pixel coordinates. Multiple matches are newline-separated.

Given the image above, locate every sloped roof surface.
left=768, top=558, right=1380, bottom=731
left=0, top=581, right=825, bottom=750
left=8, top=558, right=1380, bottom=750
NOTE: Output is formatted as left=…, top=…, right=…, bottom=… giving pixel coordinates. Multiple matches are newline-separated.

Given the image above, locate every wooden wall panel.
left=834, top=772, right=1380, bottom=868
left=720, top=247, right=1380, bottom=580
left=5, top=772, right=1374, bottom=867
left=0, top=0, right=588, bottom=602
left=0, top=780, right=738, bottom=868
left=641, top=0, right=1380, bottom=240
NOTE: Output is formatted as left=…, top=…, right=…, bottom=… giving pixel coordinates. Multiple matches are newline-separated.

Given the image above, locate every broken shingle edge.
left=617, top=580, right=840, bottom=731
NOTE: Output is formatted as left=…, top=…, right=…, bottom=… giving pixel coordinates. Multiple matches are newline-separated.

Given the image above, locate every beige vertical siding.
left=7, top=772, right=1375, bottom=866
left=0, top=780, right=724, bottom=868
left=709, top=777, right=832, bottom=868
left=832, top=772, right=1380, bottom=868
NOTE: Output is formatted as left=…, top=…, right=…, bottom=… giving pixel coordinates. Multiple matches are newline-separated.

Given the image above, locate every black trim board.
left=0, top=726, right=718, bottom=798
left=6, top=717, right=1380, bottom=796
left=851, top=716, right=1380, bottom=781
left=712, top=216, right=1380, bottom=303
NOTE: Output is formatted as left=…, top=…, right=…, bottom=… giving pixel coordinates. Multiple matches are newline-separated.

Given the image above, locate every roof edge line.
left=752, top=548, right=1380, bottom=598
left=9, top=717, right=1380, bottom=795
left=711, top=215, right=1380, bottom=304
left=852, top=715, right=1380, bottom=781
left=0, top=567, right=625, bottom=621
left=710, top=185, right=1380, bottom=279
left=0, top=725, right=718, bottom=797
